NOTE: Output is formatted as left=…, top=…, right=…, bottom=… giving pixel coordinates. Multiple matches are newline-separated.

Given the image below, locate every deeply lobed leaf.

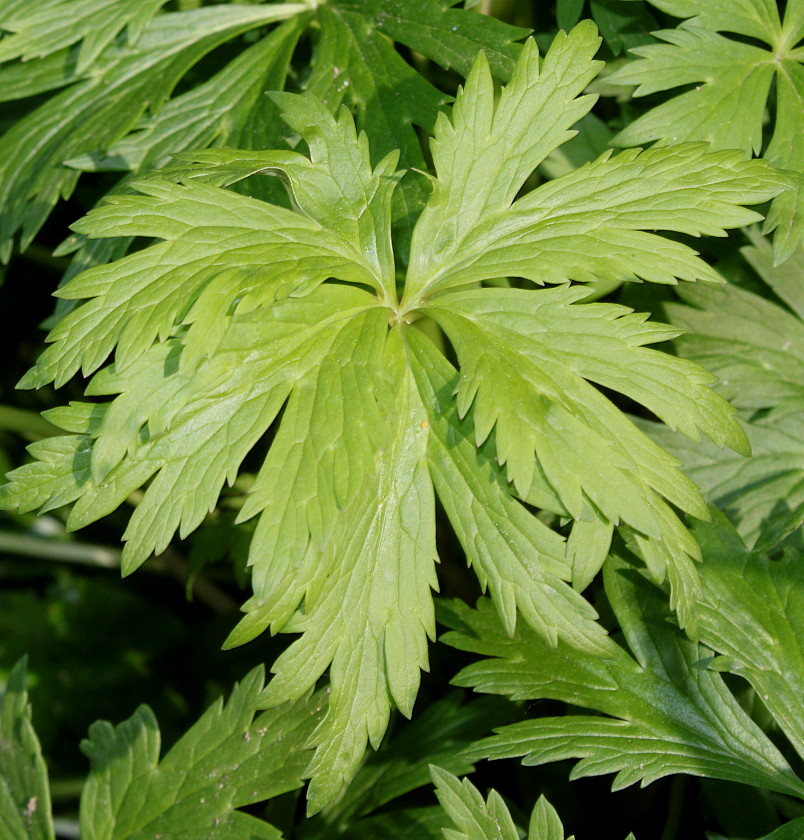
left=78, top=667, right=325, bottom=840
left=610, top=0, right=804, bottom=262
left=443, top=556, right=804, bottom=799
left=1, top=26, right=791, bottom=808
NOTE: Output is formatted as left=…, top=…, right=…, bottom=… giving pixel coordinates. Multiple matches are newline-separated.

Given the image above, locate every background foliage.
left=0, top=1, right=801, bottom=838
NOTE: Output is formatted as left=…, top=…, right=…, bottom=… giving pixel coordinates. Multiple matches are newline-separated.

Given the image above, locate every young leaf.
left=609, top=0, right=804, bottom=262
left=0, top=658, right=55, bottom=840
left=444, top=556, right=804, bottom=799
left=431, top=767, right=621, bottom=840
left=1, top=27, right=791, bottom=808
left=431, top=766, right=520, bottom=840
left=78, top=666, right=325, bottom=840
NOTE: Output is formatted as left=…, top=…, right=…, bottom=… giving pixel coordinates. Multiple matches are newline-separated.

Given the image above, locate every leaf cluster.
left=0, top=2, right=802, bottom=838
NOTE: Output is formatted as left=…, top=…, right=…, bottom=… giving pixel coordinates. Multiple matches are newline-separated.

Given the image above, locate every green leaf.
left=334, top=0, right=527, bottom=80
left=304, top=693, right=515, bottom=837
left=741, top=227, right=804, bottom=321
left=641, top=232, right=804, bottom=546
left=609, top=1, right=804, bottom=262
left=171, top=90, right=403, bottom=301
left=0, top=659, right=54, bottom=840
left=589, top=0, right=659, bottom=55
left=403, top=24, right=603, bottom=301
left=0, top=0, right=169, bottom=73
left=249, top=327, right=438, bottom=813
left=757, top=819, right=804, bottom=840
left=78, top=666, right=325, bottom=840
left=432, top=767, right=590, bottom=840
left=404, top=22, right=787, bottom=301
left=65, top=16, right=307, bottom=177
left=407, top=327, right=607, bottom=650
left=638, top=402, right=804, bottom=550
left=20, top=181, right=376, bottom=389
left=0, top=3, right=308, bottom=260
left=424, top=285, right=725, bottom=628
left=4, top=28, right=793, bottom=809
left=665, top=279, right=804, bottom=413
left=691, top=510, right=804, bottom=757
left=305, top=0, right=527, bottom=256
left=431, top=766, right=520, bottom=840
left=444, top=556, right=804, bottom=799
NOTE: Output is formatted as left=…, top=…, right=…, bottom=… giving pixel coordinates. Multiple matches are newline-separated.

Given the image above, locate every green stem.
left=0, top=531, right=238, bottom=614
left=0, top=405, right=59, bottom=440
left=661, top=777, right=687, bottom=840
left=0, top=531, right=120, bottom=568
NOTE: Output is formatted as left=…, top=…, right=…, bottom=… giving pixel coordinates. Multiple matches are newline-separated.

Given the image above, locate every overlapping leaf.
left=691, top=511, right=804, bottom=758
left=0, top=0, right=527, bottom=262
left=444, top=556, right=804, bottom=799
left=0, top=0, right=168, bottom=73
left=78, top=666, right=325, bottom=840
left=0, top=3, right=309, bottom=261
left=646, top=231, right=804, bottom=546
left=300, top=693, right=513, bottom=838
left=609, top=0, right=804, bottom=262
left=0, top=26, right=791, bottom=809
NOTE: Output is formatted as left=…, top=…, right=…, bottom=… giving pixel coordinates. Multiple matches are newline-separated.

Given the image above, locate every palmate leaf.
left=444, top=555, right=804, bottom=799
left=78, top=666, right=325, bottom=840
left=609, top=0, right=804, bottom=262
left=0, top=659, right=54, bottom=840
left=0, top=26, right=790, bottom=808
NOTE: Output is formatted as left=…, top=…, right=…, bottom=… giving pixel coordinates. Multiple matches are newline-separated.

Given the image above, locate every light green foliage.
left=444, top=554, right=804, bottom=799
left=0, top=659, right=54, bottom=840
left=0, top=24, right=791, bottom=810
left=79, top=666, right=324, bottom=840
left=0, top=4, right=309, bottom=261
left=431, top=766, right=637, bottom=840
left=432, top=767, right=520, bottom=840
left=609, top=0, right=804, bottom=262
left=645, top=231, right=804, bottom=547
left=0, top=0, right=169, bottom=73
left=0, top=0, right=527, bottom=262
